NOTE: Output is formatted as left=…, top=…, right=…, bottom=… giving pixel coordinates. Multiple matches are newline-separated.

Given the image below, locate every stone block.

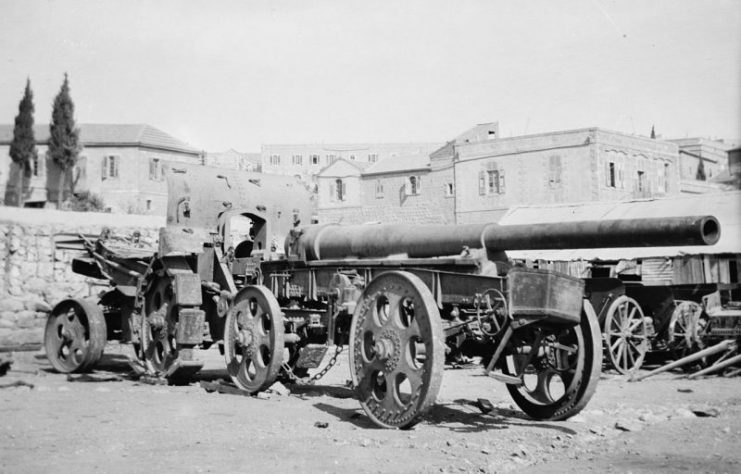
left=36, top=225, right=53, bottom=236
left=0, top=327, right=43, bottom=347
left=0, top=311, right=17, bottom=324
left=24, top=277, right=48, bottom=295
left=15, top=310, right=40, bottom=329
left=19, top=261, right=37, bottom=278
left=37, top=262, right=54, bottom=278
left=24, top=296, right=53, bottom=313
left=44, top=289, right=70, bottom=307
left=0, top=298, right=25, bottom=312
left=7, top=264, right=21, bottom=280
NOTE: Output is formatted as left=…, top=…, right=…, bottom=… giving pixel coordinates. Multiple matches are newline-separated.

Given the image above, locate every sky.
left=0, top=0, right=739, bottom=152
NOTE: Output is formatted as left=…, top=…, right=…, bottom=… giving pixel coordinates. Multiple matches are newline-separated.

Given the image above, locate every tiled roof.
left=0, top=123, right=199, bottom=154
left=362, top=154, right=430, bottom=176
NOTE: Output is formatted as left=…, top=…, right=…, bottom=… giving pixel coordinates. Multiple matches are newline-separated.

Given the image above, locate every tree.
left=49, top=73, right=82, bottom=207
left=8, top=79, right=37, bottom=207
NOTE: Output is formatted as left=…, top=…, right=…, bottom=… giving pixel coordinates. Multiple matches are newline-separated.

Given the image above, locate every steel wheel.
left=668, top=300, right=705, bottom=357
left=141, top=275, right=179, bottom=374
left=604, top=295, right=648, bottom=374
left=503, top=300, right=602, bottom=420
left=224, top=286, right=285, bottom=393
left=44, top=299, right=107, bottom=373
left=349, top=271, right=445, bottom=429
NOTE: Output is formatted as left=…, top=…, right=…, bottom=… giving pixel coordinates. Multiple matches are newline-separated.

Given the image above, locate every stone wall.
left=0, top=207, right=164, bottom=348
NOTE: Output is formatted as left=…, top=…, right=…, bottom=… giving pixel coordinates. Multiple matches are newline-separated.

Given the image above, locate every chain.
left=282, top=344, right=344, bottom=385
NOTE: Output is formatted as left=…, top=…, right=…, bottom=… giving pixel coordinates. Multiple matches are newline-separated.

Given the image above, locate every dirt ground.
left=1, top=345, right=740, bottom=474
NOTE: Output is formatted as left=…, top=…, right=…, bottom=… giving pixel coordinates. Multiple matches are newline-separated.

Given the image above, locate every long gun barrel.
left=291, top=215, right=720, bottom=260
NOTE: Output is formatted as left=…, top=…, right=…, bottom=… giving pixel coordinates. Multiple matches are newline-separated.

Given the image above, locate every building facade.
left=315, top=125, right=684, bottom=226
left=0, top=124, right=201, bottom=214
left=261, top=142, right=442, bottom=183
left=667, top=138, right=733, bottom=194
left=204, top=149, right=261, bottom=172
left=455, top=128, right=681, bottom=223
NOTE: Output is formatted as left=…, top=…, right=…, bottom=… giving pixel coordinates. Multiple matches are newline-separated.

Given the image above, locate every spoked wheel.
left=349, top=271, right=445, bottom=429
left=604, top=296, right=649, bottom=374
left=224, top=286, right=285, bottom=393
left=44, top=299, right=107, bottom=373
left=668, top=300, right=705, bottom=357
left=141, top=275, right=179, bottom=374
left=503, top=300, right=602, bottom=421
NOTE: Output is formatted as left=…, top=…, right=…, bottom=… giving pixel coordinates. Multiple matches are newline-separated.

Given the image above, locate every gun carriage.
left=44, top=166, right=720, bottom=428
left=584, top=279, right=740, bottom=374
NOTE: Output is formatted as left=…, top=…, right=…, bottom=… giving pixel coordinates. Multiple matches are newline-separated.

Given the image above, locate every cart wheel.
left=223, top=286, right=285, bottom=393
left=44, top=299, right=107, bottom=373
left=668, top=300, right=707, bottom=368
left=350, top=271, right=445, bottom=429
left=503, top=300, right=603, bottom=421
left=604, top=296, right=649, bottom=374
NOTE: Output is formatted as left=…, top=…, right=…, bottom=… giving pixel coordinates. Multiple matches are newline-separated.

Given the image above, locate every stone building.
left=667, top=137, right=734, bottom=194
left=454, top=127, right=681, bottom=223
left=0, top=124, right=201, bottom=214
left=315, top=124, right=685, bottom=225
left=204, top=149, right=261, bottom=172
left=261, top=142, right=442, bottom=183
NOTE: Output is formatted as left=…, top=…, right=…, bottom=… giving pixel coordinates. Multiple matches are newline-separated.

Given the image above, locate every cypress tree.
left=49, top=73, right=82, bottom=207
left=8, top=79, right=37, bottom=207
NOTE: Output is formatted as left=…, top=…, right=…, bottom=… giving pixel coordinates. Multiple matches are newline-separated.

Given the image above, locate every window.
left=292, top=155, right=303, bottom=165
left=368, top=153, right=379, bottom=163
left=269, top=154, right=280, bottom=165
left=102, top=155, right=119, bottom=180
left=375, top=180, right=384, bottom=198
left=605, top=155, right=625, bottom=189
left=310, top=154, right=320, bottom=165
left=32, top=154, right=42, bottom=177
left=637, top=170, right=646, bottom=192
left=331, top=178, right=346, bottom=201
left=149, top=158, right=163, bottom=181
left=657, top=162, right=667, bottom=194
left=405, top=175, right=421, bottom=196
left=326, top=154, right=337, bottom=165
left=349, top=154, right=356, bottom=161
left=444, top=183, right=454, bottom=197
left=548, top=155, right=562, bottom=187
left=607, top=162, right=616, bottom=188
left=478, top=164, right=505, bottom=195
left=146, top=199, right=152, bottom=211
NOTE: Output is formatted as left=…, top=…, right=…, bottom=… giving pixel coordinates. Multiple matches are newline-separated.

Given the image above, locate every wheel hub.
left=238, top=324, right=256, bottom=357
left=374, top=338, right=395, bottom=359
left=378, top=329, right=401, bottom=372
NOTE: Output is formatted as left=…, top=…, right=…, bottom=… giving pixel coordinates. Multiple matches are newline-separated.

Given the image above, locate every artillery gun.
left=44, top=165, right=720, bottom=429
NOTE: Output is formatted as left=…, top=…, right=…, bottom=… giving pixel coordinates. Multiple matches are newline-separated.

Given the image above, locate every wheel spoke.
left=622, top=339, right=629, bottom=368
left=627, top=318, right=643, bottom=332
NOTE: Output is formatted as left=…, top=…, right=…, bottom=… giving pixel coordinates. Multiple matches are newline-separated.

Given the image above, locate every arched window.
left=335, top=178, right=346, bottom=201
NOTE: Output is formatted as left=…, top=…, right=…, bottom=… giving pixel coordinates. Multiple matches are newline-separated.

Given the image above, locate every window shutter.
left=102, top=156, right=107, bottom=180
left=618, top=160, right=624, bottom=189
left=404, top=178, right=411, bottom=196
left=149, top=159, right=155, bottom=180
left=415, top=176, right=421, bottom=193
left=478, top=171, right=485, bottom=195
left=341, top=181, right=347, bottom=201
left=329, top=182, right=335, bottom=202
left=498, top=171, right=506, bottom=194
